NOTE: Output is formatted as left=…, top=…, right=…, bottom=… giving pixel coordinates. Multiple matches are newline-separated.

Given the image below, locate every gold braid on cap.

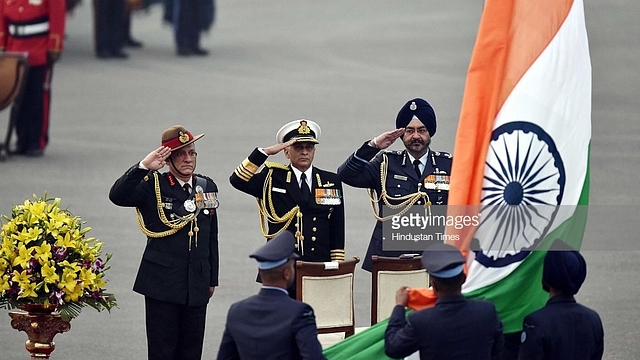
left=367, top=153, right=432, bottom=221
left=135, top=172, right=198, bottom=249
left=256, top=167, right=304, bottom=255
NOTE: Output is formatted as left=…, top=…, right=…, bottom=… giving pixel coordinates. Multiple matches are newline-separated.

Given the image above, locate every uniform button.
left=311, top=247, right=315, bottom=251
left=311, top=237, right=316, bottom=241
left=313, top=217, right=317, bottom=221
left=397, top=184, right=401, bottom=188
left=312, top=227, right=317, bottom=232
left=19, top=6, right=24, bottom=12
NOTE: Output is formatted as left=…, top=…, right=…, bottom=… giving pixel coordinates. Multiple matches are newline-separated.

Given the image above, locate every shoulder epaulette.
left=194, top=173, right=216, bottom=183
left=433, top=151, right=452, bottom=159
left=265, top=161, right=290, bottom=170
left=382, top=149, right=403, bottom=156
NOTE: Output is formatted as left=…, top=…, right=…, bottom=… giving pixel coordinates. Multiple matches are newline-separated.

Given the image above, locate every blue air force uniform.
left=518, top=240, right=604, bottom=360
left=217, top=231, right=325, bottom=360
left=338, top=98, right=452, bottom=271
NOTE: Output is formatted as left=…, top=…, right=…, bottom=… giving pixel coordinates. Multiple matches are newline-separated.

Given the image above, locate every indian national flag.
left=325, top=0, right=591, bottom=359
left=446, top=0, right=592, bottom=334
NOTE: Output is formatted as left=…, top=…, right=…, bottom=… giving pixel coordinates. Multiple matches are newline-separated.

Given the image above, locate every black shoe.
left=191, top=47, right=209, bottom=56
left=111, top=50, right=129, bottom=59
left=177, top=47, right=193, bottom=56
left=97, top=49, right=129, bottom=59
left=25, top=149, right=44, bottom=157
left=124, top=38, right=143, bottom=48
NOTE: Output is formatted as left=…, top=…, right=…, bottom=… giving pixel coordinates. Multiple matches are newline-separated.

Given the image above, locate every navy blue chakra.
left=474, top=121, right=565, bottom=268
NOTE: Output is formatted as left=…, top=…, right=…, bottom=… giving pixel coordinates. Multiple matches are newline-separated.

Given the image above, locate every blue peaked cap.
left=421, top=242, right=465, bottom=278
left=250, top=231, right=300, bottom=270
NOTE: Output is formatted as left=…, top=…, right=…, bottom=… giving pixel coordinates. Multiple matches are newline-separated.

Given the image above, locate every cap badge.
left=179, top=131, right=190, bottom=144
left=297, top=120, right=311, bottom=135
left=410, top=101, right=417, bottom=111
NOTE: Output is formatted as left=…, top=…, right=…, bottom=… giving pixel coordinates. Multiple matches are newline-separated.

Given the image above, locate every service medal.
left=184, top=199, right=196, bottom=212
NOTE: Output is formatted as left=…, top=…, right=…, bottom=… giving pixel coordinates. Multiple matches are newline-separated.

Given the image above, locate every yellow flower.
left=11, top=269, right=31, bottom=287
left=90, top=273, right=106, bottom=292
left=0, top=274, right=10, bottom=293
left=12, top=245, right=32, bottom=269
left=63, top=283, right=84, bottom=302
left=55, top=231, right=76, bottom=249
left=41, top=262, right=60, bottom=284
left=15, top=227, right=43, bottom=245
left=0, top=237, right=15, bottom=261
left=34, top=242, right=52, bottom=264
left=79, top=268, right=97, bottom=287
left=17, top=282, right=38, bottom=299
left=58, top=267, right=78, bottom=293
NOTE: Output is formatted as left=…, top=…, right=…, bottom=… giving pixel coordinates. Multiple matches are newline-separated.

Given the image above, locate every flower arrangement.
left=0, top=194, right=116, bottom=320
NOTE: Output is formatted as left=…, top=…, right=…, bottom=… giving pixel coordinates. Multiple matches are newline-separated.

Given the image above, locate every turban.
left=396, top=98, right=437, bottom=136
left=543, top=240, right=587, bottom=295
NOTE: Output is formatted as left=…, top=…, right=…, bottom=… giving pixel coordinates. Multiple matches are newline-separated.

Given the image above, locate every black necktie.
left=183, top=183, right=191, bottom=196
left=413, top=159, right=422, bottom=178
left=300, top=173, right=311, bottom=202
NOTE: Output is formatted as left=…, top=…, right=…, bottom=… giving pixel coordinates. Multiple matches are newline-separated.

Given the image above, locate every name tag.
left=424, top=175, right=450, bottom=191
left=394, top=174, right=408, bottom=181
left=272, top=187, right=286, bottom=194
left=315, top=189, right=342, bottom=205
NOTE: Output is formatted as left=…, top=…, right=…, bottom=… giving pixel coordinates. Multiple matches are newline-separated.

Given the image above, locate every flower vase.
left=8, top=304, right=71, bottom=359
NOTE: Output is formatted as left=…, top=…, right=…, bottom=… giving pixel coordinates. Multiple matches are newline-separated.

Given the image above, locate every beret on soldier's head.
left=161, top=125, right=204, bottom=151
left=250, top=231, right=300, bottom=270
left=276, top=119, right=321, bottom=144
left=543, top=240, right=587, bottom=295
left=421, top=242, right=465, bottom=278
left=396, top=98, right=437, bottom=136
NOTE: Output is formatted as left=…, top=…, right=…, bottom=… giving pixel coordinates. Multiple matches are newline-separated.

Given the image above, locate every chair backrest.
left=371, top=255, right=428, bottom=325
left=296, top=257, right=360, bottom=337
left=0, top=52, right=29, bottom=111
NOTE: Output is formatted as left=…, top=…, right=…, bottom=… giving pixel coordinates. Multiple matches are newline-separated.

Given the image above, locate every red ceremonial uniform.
left=0, top=0, right=66, bottom=66
left=0, top=0, right=65, bottom=155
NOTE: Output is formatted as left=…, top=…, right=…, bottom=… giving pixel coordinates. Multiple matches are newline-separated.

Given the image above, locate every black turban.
left=543, top=240, right=587, bottom=295
left=395, top=98, right=437, bottom=136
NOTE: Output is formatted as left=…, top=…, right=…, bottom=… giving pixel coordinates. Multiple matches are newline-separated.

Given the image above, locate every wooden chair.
left=0, top=52, right=29, bottom=160
left=371, top=254, right=428, bottom=325
left=296, top=257, right=360, bottom=339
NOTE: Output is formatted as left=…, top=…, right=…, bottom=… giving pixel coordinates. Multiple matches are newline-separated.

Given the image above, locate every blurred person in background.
left=0, top=0, right=66, bottom=157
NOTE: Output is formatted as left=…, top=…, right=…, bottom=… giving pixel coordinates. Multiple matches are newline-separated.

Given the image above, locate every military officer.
left=385, top=242, right=503, bottom=360
left=230, top=119, right=345, bottom=295
left=217, top=231, right=326, bottom=360
left=337, top=98, right=453, bottom=271
left=109, top=125, right=219, bottom=360
left=518, top=240, right=604, bottom=360
left=0, top=0, right=66, bottom=156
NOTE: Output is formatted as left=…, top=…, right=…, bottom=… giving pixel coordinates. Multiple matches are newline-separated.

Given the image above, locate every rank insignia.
left=297, top=120, right=311, bottom=135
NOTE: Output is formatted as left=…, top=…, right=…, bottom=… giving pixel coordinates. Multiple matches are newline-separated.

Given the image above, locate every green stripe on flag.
left=465, top=147, right=590, bottom=333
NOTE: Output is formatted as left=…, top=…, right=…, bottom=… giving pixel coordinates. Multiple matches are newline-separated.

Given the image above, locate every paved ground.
left=1, top=1, right=639, bottom=359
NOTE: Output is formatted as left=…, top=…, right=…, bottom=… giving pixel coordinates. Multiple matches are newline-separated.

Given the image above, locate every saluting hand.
left=142, top=146, right=172, bottom=171
left=371, top=128, right=405, bottom=150
left=262, top=138, right=297, bottom=155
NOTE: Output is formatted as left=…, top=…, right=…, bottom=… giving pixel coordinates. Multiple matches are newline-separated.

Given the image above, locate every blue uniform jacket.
left=217, top=287, right=326, bottom=360
left=519, top=294, right=604, bottom=360
left=385, top=295, right=503, bottom=360
left=109, top=164, right=219, bottom=306
left=337, top=141, right=452, bottom=270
